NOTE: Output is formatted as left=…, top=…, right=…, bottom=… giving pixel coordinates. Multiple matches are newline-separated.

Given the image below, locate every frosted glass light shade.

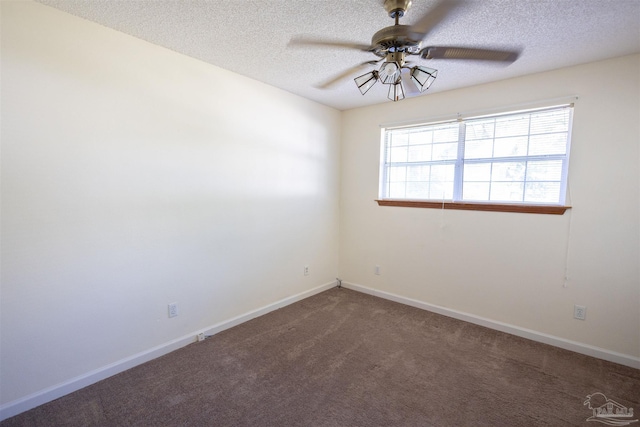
left=388, top=80, right=405, bottom=102
left=410, top=66, right=438, bottom=92
left=354, top=70, right=379, bottom=95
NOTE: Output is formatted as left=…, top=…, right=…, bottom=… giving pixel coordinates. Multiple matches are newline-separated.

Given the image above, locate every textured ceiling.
left=36, top=0, right=640, bottom=111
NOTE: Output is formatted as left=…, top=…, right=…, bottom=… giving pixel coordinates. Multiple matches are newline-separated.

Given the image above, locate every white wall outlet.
left=574, top=305, right=586, bottom=320
left=168, top=303, right=178, bottom=318
left=197, top=333, right=205, bottom=342
left=375, top=265, right=381, bottom=275
left=304, top=265, right=309, bottom=276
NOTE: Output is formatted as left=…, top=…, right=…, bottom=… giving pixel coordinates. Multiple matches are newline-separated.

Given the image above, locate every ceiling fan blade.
left=421, top=46, right=521, bottom=62
left=316, top=60, right=381, bottom=89
left=408, top=0, right=462, bottom=41
left=289, top=37, right=373, bottom=52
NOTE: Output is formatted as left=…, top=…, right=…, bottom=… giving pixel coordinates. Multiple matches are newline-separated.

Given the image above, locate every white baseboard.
left=196, top=280, right=337, bottom=337
left=342, top=281, right=640, bottom=370
left=0, top=280, right=338, bottom=422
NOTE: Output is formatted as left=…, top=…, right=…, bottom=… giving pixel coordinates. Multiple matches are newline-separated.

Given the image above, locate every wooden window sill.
left=375, top=199, right=570, bottom=215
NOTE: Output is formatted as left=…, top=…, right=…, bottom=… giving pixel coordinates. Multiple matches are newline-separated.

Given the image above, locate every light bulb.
left=379, top=62, right=401, bottom=84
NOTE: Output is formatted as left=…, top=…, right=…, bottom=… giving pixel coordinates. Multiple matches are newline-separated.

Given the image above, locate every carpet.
left=2, top=287, right=639, bottom=426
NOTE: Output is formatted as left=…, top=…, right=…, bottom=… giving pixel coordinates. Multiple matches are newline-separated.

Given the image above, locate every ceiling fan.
left=290, top=0, right=521, bottom=102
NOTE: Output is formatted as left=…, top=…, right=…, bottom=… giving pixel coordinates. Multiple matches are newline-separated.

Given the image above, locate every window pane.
left=529, top=133, right=567, bottom=155
left=431, top=164, right=455, bottom=182
left=389, top=146, right=408, bottom=163
left=530, top=110, right=570, bottom=134
left=390, top=132, right=408, bottom=147
left=433, top=126, right=459, bottom=143
left=407, top=165, right=428, bottom=181
left=388, top=182, right=406, bottom=198
left=464, top=138, right=493, bottom=159
left=493, top=136, right=528, bottom=157
left=463, top=163, right=491, bottom=181
left=382, top=123, right=459, bottom=200
left=491, top=162, right=525, bottom=181
left=463, top=182, right=490, bottom=201
left=408, top=145, right=431, bottom=162
left=494, top=115, right=530, bottom=138
left=490, top=182, right=524, bottom=202
left=524, top=182, right=560, bottom=203
left=409, top=131, right=432, bottom=145
left=465, top=120, right=494, bottom=140
left=526, top=160, right=563, bottom=181
left=432, top=142, right=458, bottom=160
left=406, top=182, right=429, bottom=198
left=389, top=166, right=406, bottom=182
left=429, top=181, right=454, bottom=200
left=429, top=164, right=455, bottom=199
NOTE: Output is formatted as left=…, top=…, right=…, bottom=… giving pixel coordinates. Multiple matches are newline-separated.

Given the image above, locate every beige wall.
left=1, top=1, right=340, bottom=406
left=340, top=54, right=640, bottom=358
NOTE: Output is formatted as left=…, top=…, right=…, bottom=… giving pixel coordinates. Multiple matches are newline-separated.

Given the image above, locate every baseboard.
left=197, top=280, right=338, bottom=337
left=0, top=280, right=338, bottom=422
left=342, top=281, right=640, bottom=370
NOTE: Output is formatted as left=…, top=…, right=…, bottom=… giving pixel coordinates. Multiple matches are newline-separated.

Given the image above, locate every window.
left=378, top=105, right=573, bottom=213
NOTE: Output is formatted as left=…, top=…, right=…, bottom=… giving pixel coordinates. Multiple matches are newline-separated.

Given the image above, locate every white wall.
left=1, top=1, right=340, bottom=408
left=340, top=54, right=640, bottom=359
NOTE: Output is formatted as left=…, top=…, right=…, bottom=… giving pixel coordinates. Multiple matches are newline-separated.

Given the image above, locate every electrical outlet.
left=168, top=303, right=178, bottom=318
left=375, top=265, right=381, bottom=275
left=197, top=333, right=205, bottom=342
left=574, top=305, right=586, bottom=320
left=304, top=265, right=309, bottom=276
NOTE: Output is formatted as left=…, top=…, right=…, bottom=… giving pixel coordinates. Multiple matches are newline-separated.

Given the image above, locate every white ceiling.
left=36, top=0, right=640, bottom=111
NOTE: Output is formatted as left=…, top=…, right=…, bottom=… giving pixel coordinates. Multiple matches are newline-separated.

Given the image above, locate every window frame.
left=377, top=104, right=574, bottom=215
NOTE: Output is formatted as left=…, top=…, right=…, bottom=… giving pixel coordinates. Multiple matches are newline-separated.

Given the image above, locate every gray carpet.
left=3, top=287, right=639, bottom=426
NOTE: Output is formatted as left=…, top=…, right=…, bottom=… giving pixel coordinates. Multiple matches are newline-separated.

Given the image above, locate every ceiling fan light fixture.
left=411, top=66, right=438, bottom=92
left=388, top=80, right=405, bottom=102
left=379, top=61, right=402, bottom=84
left=354, top=70, right=379, bottom=95
left=291, top=0, right=523, bottom=105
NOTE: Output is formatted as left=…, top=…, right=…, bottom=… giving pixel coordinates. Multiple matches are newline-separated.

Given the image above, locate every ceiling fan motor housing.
left=372, top=25, right=422, bottom=55
left=383, top=0, right=413, bottom=18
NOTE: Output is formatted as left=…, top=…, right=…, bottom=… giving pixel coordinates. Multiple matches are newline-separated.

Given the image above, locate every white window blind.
left=380, top=105, right=573, bottom=205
